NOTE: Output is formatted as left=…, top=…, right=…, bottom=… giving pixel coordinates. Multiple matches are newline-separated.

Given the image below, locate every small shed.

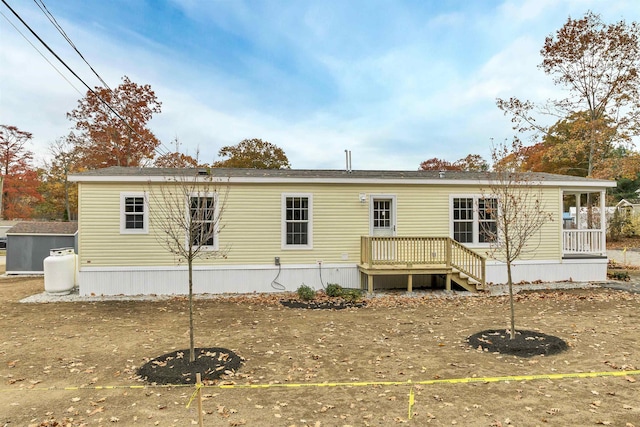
left=616, top=198, right=640, bottom=216
left=6, top=222, right=78, bottom=275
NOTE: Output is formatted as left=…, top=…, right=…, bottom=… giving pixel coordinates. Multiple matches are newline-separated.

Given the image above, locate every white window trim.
left=449, top=194, right=498, bottom=247
left=188, top=192, right=220, bottom=251
left=281, top=193, right=313, bottom=250
left=120, top=192, right=148, bottom=234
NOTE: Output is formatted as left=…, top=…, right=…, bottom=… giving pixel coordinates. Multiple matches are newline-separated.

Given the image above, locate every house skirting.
left=78, top=263, right=361, bottom=296
left=485, top=258, right=608, bottom=285
left=78, top=258, right=609, bottom=296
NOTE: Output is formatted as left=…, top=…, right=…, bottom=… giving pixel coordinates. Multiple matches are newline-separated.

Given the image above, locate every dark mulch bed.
left=468, top=329, right=568, bottom=358
left=137, top=347, right=243, bottom=385
left=280, top=299, right=367, bottom=310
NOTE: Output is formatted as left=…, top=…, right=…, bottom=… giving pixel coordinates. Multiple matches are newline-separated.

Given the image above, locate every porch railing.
left=562, top=230, right=604, bottom=255
left=360, top=236, right=486, bottom=285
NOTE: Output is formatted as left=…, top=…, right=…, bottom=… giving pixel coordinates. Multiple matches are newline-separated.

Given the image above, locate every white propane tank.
left=44, top=248, right=76, bottom=295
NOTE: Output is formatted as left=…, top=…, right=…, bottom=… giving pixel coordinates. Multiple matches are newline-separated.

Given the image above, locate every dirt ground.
left=1, top=277, right=639, bottom=427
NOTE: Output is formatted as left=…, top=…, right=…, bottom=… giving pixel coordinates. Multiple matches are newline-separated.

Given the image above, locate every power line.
left=31, top=0, right=173, bottom=159
left=1, top=0, right=173, bottom=160
left=33, top=0, right=112, bottom=91
left=0, top=10, right=83, bottom=96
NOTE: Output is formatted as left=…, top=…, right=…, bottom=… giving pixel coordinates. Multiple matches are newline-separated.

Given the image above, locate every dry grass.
left=607, top=235, right=640, bottom=250
left=1, top=276, right=639, bottom=426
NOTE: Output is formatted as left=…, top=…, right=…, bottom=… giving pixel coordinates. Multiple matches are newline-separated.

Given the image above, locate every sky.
left=1, top=0, right=639, bottom=170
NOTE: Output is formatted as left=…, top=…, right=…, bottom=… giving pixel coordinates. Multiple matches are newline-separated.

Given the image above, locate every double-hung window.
left=451, top=195, right=498, bottom=245
left=282, top=193, right=312, bottom=249
left=452, top=197, right=474, bottom=243
left=120, top=193, right=147, bottom=234
left=189, top=194, right=218, bottom=249
left=478, top=197, right=498, bottom=243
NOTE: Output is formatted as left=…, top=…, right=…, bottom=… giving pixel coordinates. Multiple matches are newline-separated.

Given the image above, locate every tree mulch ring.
left=137, top=347, right=243, bottom=385
left=467, top=329, right=568, bottom=358
left=280, top=299, right=367, bottom=310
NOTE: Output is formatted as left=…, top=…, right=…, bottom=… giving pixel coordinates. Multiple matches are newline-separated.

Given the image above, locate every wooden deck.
left=358, top=236, right=486, bottom=293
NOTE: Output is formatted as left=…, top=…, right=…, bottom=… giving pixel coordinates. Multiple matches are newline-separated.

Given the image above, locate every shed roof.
left=7, top=221, right=78, bottom=235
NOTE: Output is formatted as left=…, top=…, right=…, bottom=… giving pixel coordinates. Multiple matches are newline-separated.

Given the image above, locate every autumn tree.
left=497, top=12, right=640, bottom=178
left=68, top=76, right=162, bottom=169
left=148, top=169, right=228, bottom=362
left=545, top=112, right=619, bottom=175
left=453, top=154, right=489, bottom=171
left=36, top=135, right=81, bottom=220
left=154, top=138, right=199, bottom=168
left=515, top=142, right=549, bottom=172
left=594, top=149, right=640, bottom=181
left=419, top=154, right=488, bottom=171
left=213, top=138, right=290, bottom=169
left=0, top=125, right=41, bottom=219
left=483, top=139, right=554, bottom=339
left=419, top=157, right=461, bottom=171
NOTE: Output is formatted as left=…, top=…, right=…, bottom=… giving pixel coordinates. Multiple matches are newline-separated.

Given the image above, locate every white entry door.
left=370, top=196, right=396, bottom=237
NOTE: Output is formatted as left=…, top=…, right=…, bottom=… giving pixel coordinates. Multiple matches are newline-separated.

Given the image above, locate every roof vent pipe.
left=345, top=150, right=352, bottom=173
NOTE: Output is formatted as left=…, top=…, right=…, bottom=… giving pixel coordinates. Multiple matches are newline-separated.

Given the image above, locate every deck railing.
left=360, top=236, right=486, bottom=284
left=562, top=229, right=605, bottom=255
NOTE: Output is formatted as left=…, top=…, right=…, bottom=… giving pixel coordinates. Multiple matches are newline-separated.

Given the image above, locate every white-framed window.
left=282, top=193, right=313, bottom=249
left=120, top=192, right=148, bottom=234
left=478, top=197, right=498, bottom=243
left=450, top=195, right=498, bottom=245
left=189, top=193, right=219, bottom=250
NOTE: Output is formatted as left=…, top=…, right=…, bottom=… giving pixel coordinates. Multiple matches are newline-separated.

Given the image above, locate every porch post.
left=600, top=190, right=606, bottom=255
left=446, top=273, right=451, bottom=291
left=576, top=194, right=581, bottom=229
left=407, top=274, right=413, bottom=293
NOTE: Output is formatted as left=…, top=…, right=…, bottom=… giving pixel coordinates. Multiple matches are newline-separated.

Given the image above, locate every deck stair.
left=359, top=236, right=486, bottom=293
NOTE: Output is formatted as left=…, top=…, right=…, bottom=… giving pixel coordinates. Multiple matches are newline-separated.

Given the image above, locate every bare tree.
left=482, top=139, right=554, bottom=339
left=147, top=168, right=228, bottom=362
left=497, top=12, right=640, bottom=178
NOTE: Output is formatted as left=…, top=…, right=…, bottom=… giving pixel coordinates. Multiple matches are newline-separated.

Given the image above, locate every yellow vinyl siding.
left=77, top=181, right=562, bottom=267
left=79, top=183, right=168, bottom=266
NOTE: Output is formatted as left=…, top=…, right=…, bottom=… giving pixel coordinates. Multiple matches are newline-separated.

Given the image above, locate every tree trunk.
left=188, top=258, right=195, bottom=363
left=64, top=168, right=71, bottom=221
left=507, top=260, right=515, bottom=339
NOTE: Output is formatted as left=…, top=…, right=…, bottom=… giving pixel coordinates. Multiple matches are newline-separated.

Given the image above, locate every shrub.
left=341, top=288, right=364, bottom=302
left=622, top=212, right=640, bottom=237
left=325, top=283, right=343, bottom=297
left=609, top=209, right=640, bottom=240
left=608, top=270, right=630, bottom=281
left=608, top=209, right=628, bottom=241
left=296, top=284, right=316, bottom=301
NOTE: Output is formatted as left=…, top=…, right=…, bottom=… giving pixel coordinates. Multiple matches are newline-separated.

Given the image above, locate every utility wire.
left=2, top=0, right=173, bottom=160
left=32, top=0, right=173, bottom=159
left=0, top=10, right=83, bottom=96
left=33, top=0, right=111, bottom=91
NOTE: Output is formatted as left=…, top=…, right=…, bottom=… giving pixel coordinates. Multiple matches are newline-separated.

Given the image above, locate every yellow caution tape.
left=1, top=369, right=638, bottom=393
left=213, top=369, right=640, bottom=389
left=408, top=386, right=415, bottom=420
left=185, top=382, right=203, bottom=409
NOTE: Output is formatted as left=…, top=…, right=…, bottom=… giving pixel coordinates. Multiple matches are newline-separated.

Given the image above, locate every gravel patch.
left=19, top=280, right=637, bottom=303
left=487, top=281, right=600, bottom=296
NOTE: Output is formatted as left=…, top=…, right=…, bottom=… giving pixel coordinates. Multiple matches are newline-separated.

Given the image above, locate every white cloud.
left=1, top=0, right=639, bottom=171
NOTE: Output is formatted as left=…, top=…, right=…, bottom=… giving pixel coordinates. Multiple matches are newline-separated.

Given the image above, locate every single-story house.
left=6, top=221, right=78, bottom=275
left=69, top=167, right=615, bottom=296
